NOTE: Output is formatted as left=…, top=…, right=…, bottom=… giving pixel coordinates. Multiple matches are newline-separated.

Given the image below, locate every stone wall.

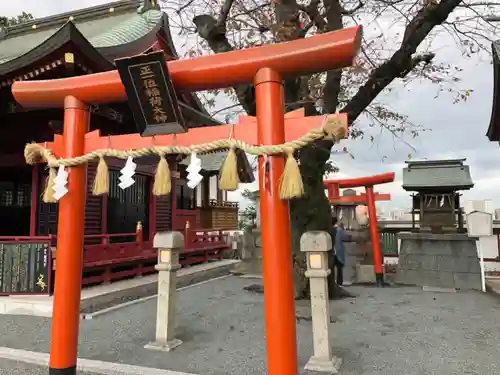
left=343, top=228, right=374, bottom=284
left=343, top=242, right=370, bottom=284
left=232, top=229, right=262, bottom=275
left=396, top=233, right=481, bottom=290
left=224, top=231, right=244, bottom=259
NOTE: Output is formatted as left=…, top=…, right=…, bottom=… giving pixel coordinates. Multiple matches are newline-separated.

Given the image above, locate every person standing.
left=328, top=217, right=339, bottom=291
left=334, top=221, right=348, bottom=286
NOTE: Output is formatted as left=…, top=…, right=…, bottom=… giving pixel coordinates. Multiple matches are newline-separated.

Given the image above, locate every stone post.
left=144, top=232, right=184, bottom=352
left=300, top=231, right=342, bottom=374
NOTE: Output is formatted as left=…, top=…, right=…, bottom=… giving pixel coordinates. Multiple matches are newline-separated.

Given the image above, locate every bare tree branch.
left=217, top=0, right=236, bottom=27
left=341, top=1, right=365, bottom=15
left=322, top=0, right=344, bottom=114
left=192, top=9, right=256, bottom=114
left=298, top=0, right=327, bottom=31
left=341, top=0, right=462, bottom=124
left=173, top=0, right=497, bottom=298
left=399, top=52, right=435, bottom=77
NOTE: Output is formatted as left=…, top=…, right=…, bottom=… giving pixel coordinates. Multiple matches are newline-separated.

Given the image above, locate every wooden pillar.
left=202, top=174, right=210, bottom=207
left=255, top=67, right=298, bottom=375
left=216, top=175, right=222, bottom=201
left=29, top=164, right=39, bottom=236
left=149, top=187, right=157, bottom=240
left=49, top=96, right=89, bottom=375
left=171, top=176, right=177, bottom=230
left=100, top=192, right=108, bottom=244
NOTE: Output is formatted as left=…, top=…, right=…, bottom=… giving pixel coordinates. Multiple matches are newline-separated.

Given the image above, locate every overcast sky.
left=3, top=0, right=500, bottom=214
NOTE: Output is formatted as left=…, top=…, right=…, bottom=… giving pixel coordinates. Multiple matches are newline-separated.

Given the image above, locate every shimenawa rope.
left=24, top=116, right=345, bottom=203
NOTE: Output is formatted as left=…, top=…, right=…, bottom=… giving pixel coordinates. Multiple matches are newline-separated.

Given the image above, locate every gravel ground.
left=0, top=276, right=499, bottom=375
left=0, top=359, right=99, bottom=374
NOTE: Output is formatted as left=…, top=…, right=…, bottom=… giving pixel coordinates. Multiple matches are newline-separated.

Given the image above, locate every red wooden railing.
left=181, top=224, right=229, bottom=265
left=0, top=236, right=55, bottom=242
left=174, top=209, right=199, bottom=231
left=185, top=229, right=228, bottom=249
left=0, top=225, right=231, bottom=288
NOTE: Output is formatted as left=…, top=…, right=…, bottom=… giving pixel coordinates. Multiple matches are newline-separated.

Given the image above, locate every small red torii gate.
left=12, top=26, right=362, bottom=375
left=324, top=172, right=395, bottom=286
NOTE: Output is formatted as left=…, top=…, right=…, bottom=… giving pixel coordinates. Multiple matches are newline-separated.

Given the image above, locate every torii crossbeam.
left=328, top=192, right=391, bottom=204
left=13, top=26, right=362, bottom=375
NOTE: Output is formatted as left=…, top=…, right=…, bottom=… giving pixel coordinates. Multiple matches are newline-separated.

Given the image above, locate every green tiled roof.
left=0, top=9, right=162, bottom=65
left=89, top=10, right=162, bottom=48
left=402, top=159, right=474, bottom=191
left=0, top=1, right=217, bottom=127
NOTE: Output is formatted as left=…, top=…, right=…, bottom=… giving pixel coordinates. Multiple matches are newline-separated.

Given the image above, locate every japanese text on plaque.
left=139, top=65, right=168, bottom=123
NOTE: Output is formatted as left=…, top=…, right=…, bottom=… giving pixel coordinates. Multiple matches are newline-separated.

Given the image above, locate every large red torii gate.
left=324, top=172, right=395, bottom=286
left=13, top=26, right=362, bottom=375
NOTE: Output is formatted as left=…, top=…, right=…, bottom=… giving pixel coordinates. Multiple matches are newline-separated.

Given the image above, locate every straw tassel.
left=279, top=152, right=304, bottom=199
left=92, top=156, right=109, bottom=196
left=24, top=143, right=45, bottom=165
left=153, top=153, right=171, bottom=196
left=219, top=147, right=239, bottom=191
left=43, top=167, right=57, bottom=203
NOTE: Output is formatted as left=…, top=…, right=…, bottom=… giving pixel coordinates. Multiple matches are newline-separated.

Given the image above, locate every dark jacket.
left=334, top=227, right=347, bottom=265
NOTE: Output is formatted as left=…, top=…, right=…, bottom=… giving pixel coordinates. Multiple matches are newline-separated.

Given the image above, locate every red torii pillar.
left=13, top=27, right=362, bottom=375
left=324, top=172, right=395, bottom=286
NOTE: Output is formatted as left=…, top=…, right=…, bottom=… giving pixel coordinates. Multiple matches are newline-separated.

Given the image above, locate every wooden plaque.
left=115, top=51, right=187, bottom=136
left=0, top=242, right=51, bottom=295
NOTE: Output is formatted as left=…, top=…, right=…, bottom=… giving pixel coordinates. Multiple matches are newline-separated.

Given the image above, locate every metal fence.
left=380, top=232, right=399, bottom=255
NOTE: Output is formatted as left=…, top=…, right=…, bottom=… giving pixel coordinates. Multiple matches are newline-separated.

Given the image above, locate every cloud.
left=2, top=0, right=107, bottom=18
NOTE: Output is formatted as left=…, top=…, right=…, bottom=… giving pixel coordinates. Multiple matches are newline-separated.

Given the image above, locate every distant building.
left=388, top=209, right=413, bottom=221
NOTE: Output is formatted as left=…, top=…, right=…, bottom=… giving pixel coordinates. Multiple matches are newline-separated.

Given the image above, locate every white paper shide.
left=186, top=152, right=203, bottom=189
left=53, top=165, right=69, bottom=201
left=119, top=156, right=137, bottom=190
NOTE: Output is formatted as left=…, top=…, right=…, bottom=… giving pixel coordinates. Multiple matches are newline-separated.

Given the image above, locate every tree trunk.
left=289, top=139, right=350, bottom=299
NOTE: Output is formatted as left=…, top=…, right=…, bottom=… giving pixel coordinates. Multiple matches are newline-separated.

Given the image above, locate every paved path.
left=0, top=359, right=99, bottom=374
left=0, top=276, right=499, bottom=374
left=0, top=360, right=47, bottom=375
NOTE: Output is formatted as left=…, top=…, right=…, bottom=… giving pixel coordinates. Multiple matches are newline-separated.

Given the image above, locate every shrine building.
left=0, top=0, right=252, bottom=293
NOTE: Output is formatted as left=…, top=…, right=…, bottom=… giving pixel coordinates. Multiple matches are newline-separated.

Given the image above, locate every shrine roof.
left=402, top=159, right=474, bottom=191
left=0, top=1, right=164, bottom=72
left=487, top=39, right=500, bottom=143
left=0, top=0, right=219, bottom=127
